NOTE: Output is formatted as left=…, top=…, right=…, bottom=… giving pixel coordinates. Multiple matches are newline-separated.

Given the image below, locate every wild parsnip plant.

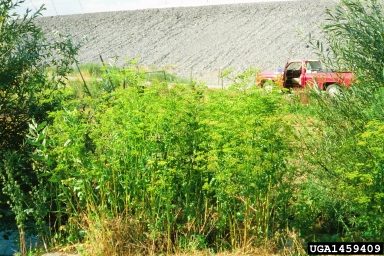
left=30, top=74, right=294, bottom=254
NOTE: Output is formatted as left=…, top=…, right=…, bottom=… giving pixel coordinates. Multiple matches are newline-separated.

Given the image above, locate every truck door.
left=283, top=61, right=302, bottom=88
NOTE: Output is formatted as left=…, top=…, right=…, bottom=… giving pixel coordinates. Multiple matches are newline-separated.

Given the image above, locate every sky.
left=16, top=0, right=291, bottom=16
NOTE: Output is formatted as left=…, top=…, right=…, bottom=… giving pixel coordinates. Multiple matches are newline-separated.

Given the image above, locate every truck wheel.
left=326, top=84, right=341, bottom=97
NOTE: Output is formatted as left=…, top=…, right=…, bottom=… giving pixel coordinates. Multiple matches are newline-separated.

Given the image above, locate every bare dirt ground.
left=37, top=0, right=337, bottom=85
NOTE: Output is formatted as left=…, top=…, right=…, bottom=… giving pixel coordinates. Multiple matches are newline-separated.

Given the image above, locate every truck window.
left=286, top=62, right=301, bottom=71
left=306, top=61, right=322, bottom=72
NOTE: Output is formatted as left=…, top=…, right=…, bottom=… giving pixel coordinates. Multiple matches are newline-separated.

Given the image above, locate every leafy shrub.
left=0, top=1, right=76, bottom=150
left=0, top=0, right=78, bottom=252
left=32, top=82, right=294, bottom=254
left=289, top=0, right=384, bottom=241
left=294, top=85, right=384, bottom=240
left=321, top=0, right=384, bottom=84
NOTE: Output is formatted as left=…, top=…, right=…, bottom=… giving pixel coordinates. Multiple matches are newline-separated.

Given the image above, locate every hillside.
left=37, top=0, right=336, bottom=84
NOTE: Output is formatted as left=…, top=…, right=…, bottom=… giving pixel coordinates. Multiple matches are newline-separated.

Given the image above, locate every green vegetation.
left=322, top=0, right=384, bottom=85
left=1, top=0, right=383, bottom=255
left=0, top=0, right=78, bottom=254
left=41, top=83, right=294, bottom=254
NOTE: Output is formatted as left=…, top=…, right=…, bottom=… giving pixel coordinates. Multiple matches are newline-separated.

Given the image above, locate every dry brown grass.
left=172, top=248, right=275, bottom=256
left=44, top=248, right=276, bottom=256
left=75, top=213, right=305, bottom=256
left=45, top=236, right=306, bottom=256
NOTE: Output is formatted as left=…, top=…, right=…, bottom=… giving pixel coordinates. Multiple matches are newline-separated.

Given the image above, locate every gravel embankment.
left=36, top=0, right=337, bottom=85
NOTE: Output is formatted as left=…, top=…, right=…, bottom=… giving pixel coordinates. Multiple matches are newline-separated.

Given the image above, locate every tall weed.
left=32, top=81, right=294, bottom=254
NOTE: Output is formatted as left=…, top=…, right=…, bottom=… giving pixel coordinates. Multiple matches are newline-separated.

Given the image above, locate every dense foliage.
left=295, top=0, right=384, bottom=241
left=0, top=0, right=77, bottom=150
left=289, top=85, right=384, bottom=241
left=0, top=0, right=78, bottom=253
left=321, top=0, right=384, bottom=84
left=1, top=0, right=384, bottom=255
left=34, top=83, right=294, bottom=254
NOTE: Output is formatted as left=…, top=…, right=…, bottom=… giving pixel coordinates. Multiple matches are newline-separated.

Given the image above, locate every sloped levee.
left=36, top=0, right=336, bottom=85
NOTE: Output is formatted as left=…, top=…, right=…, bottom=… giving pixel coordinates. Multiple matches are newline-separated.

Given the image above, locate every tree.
left=0, top=1, right=78, bottom=254
left=0, top=0, right=78, bottom=150
left=300, top=0, right=384, bottom=241
left=321, top=0, right=384, bottom=85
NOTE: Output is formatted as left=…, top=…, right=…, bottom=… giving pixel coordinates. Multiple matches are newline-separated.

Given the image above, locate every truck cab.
left=283, top=60, right=353, bottom=90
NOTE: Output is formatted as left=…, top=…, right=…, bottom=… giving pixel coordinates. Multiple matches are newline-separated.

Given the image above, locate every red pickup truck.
left=257, top=60, right=353, bottom=94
